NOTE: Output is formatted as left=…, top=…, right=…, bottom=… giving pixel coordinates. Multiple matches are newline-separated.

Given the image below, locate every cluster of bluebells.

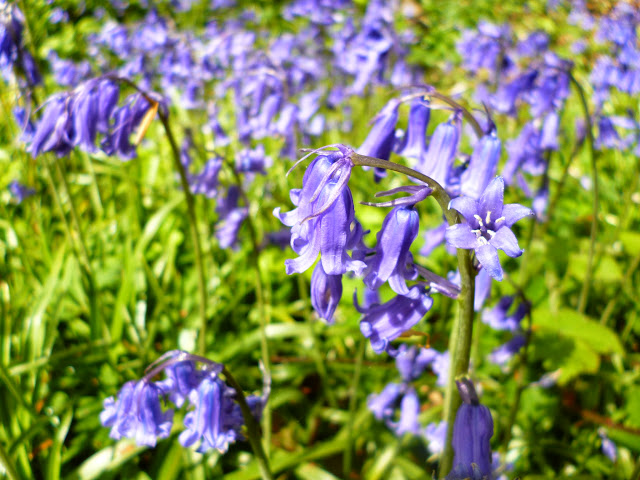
left=27, top=77, right=162, bottom=159
left=276, top=87, right=535, bottom=353
left=457, top=20, right=572, bottom=219
left=367, top=345, right=448, bottom=452
left=74, top=0, right=423, bottom=163
left=567, top=1, right=640, bottom=155
left=100, top=350, right=265, bottom=452
left=0, top=1, right=41, bottom=86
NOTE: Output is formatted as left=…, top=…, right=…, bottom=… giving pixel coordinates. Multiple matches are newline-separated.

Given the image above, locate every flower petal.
left=490, top=227, right=523, bottom=257
left=445, top=224, right=479, bottom=250
left=501, top=203, right=535, bottom=227
left=478, top=176, right=505, bottom=219
left=475, top=243, right=503, bottom=281
left=449, top=196, right=480, bottom=226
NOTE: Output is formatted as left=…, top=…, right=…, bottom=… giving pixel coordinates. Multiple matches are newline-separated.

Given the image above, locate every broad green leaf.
left=533, top=308, right=624, bottom=355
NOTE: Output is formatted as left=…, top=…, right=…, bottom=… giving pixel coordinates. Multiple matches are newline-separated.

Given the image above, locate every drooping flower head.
left=363, top=186, right=432, bottom=298
left=446, top=176, right=534, bottom=280
left=274, top=145, right=365, bottom=276
left=310, top=262, right=343, bottom=324
left=357, top=286, right=433, bottom=354
left=447, top=378, right=494, bottom=480
left=100, top=350, right=264, bottom=453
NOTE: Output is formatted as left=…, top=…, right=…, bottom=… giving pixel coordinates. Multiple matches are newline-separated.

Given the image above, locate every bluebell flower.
left=28, top=95, right=74, bottom=158
left=101, top=93, right=156, bottom=159
left=179, top=374, right=246, bottom=453
left=540, top=112, right=559, bottom=151
left=457, top=22, right=510, bottom=75
left=517, top=31, right=549, bottom=57
left=310, top=262, right=342, bottom=324
left=424, top=421, right=447, bottom=455
left=216, top=186, right=248, bottom=250
left=8, top=180, right=35, bottom=203
left=394, top=387, right=420, bottom=436
left=460, top=128, right=502, bottom=200
left=191, top=157, right=223, bottom=198
left=420, top=222, right=447, bottom=257
left=598, top=428, right=618, bottom=462
left=446, top=176, right=534, bottom=281
left=416, top=113, right=460, bottom=188
left=430, top=348, right=450, bottom=386
left=596, top=115, right=622, bottom=150
left=357, top=286, right=433, bottom=354
left=13, top=107, right=35, bottom=141
left=396, top=97, right=430, bottom=162
left=156, top=360, right=206, bottom=408
left=447, top=379, right=494, bottom=480
left=502, top=122, right=545, bottom=185
left=236, top=144, right=271, bottom=174
left=358, top=100, right=400, bottom=182
left=100, top=380, right=174, bottom=447
left=368, top=382, right=402, bottom=421
left=482, top=296, right=526, bottom=332
left=364, top=205, right=421, bottom=298
left=489, top=335, right=526, bottom=366
left=100, top=351, right=261, bottom=452
left=395, top=345, right=439, bottom=382
left=490, top=70, right=537, bottom=115
left=275, top=146, right=365, bottom=276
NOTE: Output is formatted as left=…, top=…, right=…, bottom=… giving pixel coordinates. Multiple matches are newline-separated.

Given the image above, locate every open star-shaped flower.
left=445, top=176, right=534, bottom=281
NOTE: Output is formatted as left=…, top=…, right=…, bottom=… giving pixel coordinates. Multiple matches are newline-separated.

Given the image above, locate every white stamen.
left=477, top=236, right=488, bottom=245
left=487, top=229, right=496, bottom=238
left=495, top=216, right=506, bottom=224
left=474, top=214, right=484, bottom=227
left=486, top=211, right=491, bottom=224
left=471, top=229, right=482, bottom=238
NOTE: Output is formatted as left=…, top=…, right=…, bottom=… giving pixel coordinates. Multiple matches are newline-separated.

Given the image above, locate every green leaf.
left=533, top=308, right=624, bottom=355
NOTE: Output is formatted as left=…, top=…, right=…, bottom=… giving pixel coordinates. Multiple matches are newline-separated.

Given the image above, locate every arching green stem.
left=222, top=367, right=274, bottom=480
left=350, top=153, right=476, bottom=476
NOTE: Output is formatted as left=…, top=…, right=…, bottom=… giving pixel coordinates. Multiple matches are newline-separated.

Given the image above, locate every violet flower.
left=357, top=286, right=433, bottom=354
left=396, top=97, right=430, bottom=162
left=446, top=176, right=534, bottom=281
left=8, top=180, right=35, bottom=203
left=179, top=374, right=246, bottom=453
left=100, top=380, right=174, bottom=447
left=447, top=379, right=494, bottom=480
left=460, top=127, right=502, bottom=200
left=310, top=262, right=342, bottom=324
left=416, top=113, right=460, bottom=188
left=357, top=100, right=400, bottom=182
left=275, top=146, right=365, bottom=276
left=364, top=205, right=421, bottom=298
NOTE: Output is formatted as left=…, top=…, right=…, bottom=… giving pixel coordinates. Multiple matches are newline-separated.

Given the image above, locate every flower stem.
left=570, top=74, right=598, bottom=315
left=157, top=111, right=209, bottom=356
left=222, top=367, right=274, bottom=480
left=350, top=153, right=476, bottom=477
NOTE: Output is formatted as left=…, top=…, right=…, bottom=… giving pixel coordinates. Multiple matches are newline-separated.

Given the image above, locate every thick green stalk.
left=222, top=368, right=274, bottom=480
left=157, top=112, right=209, bottom=355
left=570, top=75, right=598, bottom=314
left=350, top=153, right=476, bottom=477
